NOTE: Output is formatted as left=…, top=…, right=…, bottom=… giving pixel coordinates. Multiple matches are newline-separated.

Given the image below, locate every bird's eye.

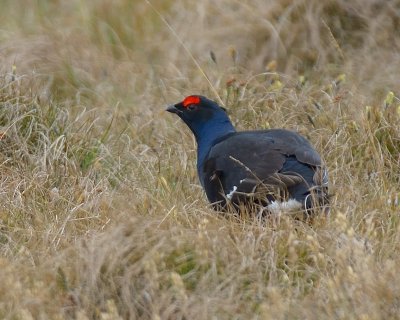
left=187, top=104, right=197, bottom=111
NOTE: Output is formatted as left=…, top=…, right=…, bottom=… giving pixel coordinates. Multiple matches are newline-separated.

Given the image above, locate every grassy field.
left=1, top=0, right=400, bottom=319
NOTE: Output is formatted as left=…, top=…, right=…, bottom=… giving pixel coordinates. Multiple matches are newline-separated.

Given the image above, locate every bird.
left=166, top=95, right=329, bottom=216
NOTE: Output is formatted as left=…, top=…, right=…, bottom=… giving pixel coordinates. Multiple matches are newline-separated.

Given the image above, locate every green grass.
left=0, top=0, right=400, bottom=319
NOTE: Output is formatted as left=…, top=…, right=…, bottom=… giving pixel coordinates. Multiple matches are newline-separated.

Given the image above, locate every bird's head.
left=166, top=95, right=232, bottom=140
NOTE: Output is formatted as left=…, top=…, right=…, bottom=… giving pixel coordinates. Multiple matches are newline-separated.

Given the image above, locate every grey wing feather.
left=203, top=129, right=326, bottom=207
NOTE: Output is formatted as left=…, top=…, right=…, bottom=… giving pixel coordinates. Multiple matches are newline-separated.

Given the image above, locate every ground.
left=0, top=0, right=400, bottom=319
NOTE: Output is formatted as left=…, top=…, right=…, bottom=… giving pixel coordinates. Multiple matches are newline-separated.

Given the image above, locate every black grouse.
left=166, top=95, right=329, bottom=215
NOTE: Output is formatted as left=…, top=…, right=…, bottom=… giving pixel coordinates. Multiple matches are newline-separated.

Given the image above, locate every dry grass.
left=0, top=0, right=400, bottom=319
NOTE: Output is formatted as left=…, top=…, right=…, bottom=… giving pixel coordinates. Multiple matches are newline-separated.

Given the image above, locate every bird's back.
left=201, top=129, right=328, bottom=213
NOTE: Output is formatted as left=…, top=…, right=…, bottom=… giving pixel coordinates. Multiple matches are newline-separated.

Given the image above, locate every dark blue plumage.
left=166, top=95, right=329, bottom=215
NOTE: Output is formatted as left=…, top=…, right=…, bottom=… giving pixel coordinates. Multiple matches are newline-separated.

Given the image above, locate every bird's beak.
left=166, top=104, right=180, bottom=114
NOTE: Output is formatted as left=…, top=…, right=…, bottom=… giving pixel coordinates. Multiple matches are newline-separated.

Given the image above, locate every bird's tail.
left=304, top=186, right=330, bottom=216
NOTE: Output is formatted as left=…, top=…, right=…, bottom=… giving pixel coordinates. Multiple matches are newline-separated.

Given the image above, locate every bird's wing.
left=202, top=130, right=322, bottom=204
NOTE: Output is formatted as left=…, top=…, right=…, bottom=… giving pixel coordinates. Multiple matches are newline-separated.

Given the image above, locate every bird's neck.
left=194, top=119, right=236, bottom=170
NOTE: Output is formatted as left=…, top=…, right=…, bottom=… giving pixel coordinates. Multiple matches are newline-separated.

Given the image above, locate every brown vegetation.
left=0, top=0, right=400, bottom=318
